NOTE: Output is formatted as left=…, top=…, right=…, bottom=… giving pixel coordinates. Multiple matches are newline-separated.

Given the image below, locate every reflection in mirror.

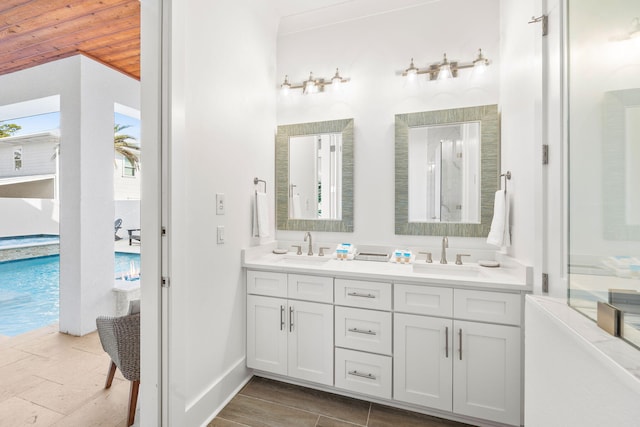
left=408, top=122, right=480, bottom=223
left=625, top=105, right=640, bottom=225
left=396, top=104, right=499, bottom=237
left=276, top=118, right=353, bottom=232
left=603, top=89, right=640, bottom=239
left=289, top=133, right=342, bottom=220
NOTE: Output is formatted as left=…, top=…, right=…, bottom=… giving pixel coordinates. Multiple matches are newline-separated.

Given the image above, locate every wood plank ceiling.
left=0, top=0, right=140, bottom=80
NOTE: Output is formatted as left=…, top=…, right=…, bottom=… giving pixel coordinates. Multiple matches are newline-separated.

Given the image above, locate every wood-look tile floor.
left=209, top=376, right=475, bottom=427
left=0, top=324, right=132, bottom=427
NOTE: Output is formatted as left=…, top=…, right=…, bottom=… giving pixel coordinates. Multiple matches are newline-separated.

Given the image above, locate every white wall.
left=0, top=55, right=140, bottom=335
left=0, top=198, right=59, bottom=237
left=276, top=0, right=501, bottom=251
left=164, top=0, right=278, bottom=425
left=499, top=0, right=539, bottom=278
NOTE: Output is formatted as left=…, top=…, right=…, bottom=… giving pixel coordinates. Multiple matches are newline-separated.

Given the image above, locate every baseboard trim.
left=183, top=356, right=251, bottom=427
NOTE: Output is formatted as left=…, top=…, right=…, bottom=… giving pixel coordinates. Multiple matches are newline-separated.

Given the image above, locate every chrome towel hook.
left=500, top=171, right=512, bottom=192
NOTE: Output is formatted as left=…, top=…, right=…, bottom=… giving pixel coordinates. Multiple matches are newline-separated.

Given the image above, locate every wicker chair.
left=96, top=312, right=140, bottom=426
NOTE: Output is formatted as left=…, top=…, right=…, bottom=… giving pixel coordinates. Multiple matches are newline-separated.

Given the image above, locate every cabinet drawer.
left=454, top=289, right=521, bottom=326
left=335, top=348, right=392, bottom=399
left=288, top=274, right=333, bottom=303
left=394, top=284, right=453, bottom=317
left=247, top=271, right=287, bottom=298
left=335, top=307, right=392, bottom=355
left=335, top=279, right=392, bottom=310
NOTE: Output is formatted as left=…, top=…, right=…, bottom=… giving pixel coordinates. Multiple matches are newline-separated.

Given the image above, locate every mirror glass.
left=603, top=88, right=640, bottom=239
left=276, top=118, right=353, bottom=232
left=396, top=104, right=499, bottom=237
left=408, top=122, right=480, bottom=223
left=625, top=105, right=640, bottom=225
left=289, top=133, right=342, bottom=220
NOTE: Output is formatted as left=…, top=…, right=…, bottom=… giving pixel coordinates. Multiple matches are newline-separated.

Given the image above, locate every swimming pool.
left=0, top=252, right=140, bottom=337
left=0, top=234, right=59, bottom=249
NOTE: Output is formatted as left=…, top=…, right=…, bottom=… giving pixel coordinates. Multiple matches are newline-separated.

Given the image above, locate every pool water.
left=0, top=252, right=140, bottom=337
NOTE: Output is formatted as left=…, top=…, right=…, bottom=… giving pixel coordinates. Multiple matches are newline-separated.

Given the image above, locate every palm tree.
left=114, top=124, right=140, bottom=171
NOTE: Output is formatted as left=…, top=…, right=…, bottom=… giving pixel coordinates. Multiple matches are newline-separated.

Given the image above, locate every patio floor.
left=0, top=325, right=135, bottom=427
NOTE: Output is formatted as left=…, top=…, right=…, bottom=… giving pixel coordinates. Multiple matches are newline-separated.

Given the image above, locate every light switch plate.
left=216, top=193, right=225, bottom=215
left=216, top=225, right=225, bottom=244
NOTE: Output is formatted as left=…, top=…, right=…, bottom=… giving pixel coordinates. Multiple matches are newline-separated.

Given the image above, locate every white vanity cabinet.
left=394, top=284, right=522, bottom=426
left=245, top=262, right=527, bottom=427
left=334, top=279, right=393, bottom=399
left=246, top=271, right=334, bottom=386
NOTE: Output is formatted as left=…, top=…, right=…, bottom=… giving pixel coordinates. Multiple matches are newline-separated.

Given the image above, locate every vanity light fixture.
left=279, top=68, right=350, bottom=95
left=402, top=49, right=491, bottom=81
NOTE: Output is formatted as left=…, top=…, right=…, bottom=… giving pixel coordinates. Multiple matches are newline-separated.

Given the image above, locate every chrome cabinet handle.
left=347, top=292, right=376, bottom=298
left=289, top=306, right=294, bottom=332
left=459, top=328, right=463, bottom=360
left=348, top=370, right=376, bottom=380
left=348, top=327, right=376, bottom=336
left=445, top=326, right=449, bottom=358
left=280, top=305, right=285, bottom=331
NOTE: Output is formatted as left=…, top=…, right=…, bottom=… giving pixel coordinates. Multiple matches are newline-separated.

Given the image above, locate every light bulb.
left=304, top=72, right=317, bottom=94
left=331, top=68, right=343, bottom=85
left=630, top=17, right=640, bottom=39
left=280, top=75, right=291, bottom=95
left=437, top=54, right=452, bottom=80
left=405, top=58, right=419, bottom=82
left=472, top=49, right=489, bottom=75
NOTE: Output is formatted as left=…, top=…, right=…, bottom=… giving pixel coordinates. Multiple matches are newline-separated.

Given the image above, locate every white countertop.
left=242, top=242, right=533, bottom=293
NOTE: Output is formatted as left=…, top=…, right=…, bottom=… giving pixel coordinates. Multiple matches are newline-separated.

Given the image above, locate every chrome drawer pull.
left=280, top=305, right=285, bottom=331
left=445, top=326, right=449, bottom=358
left=348, top=370, right=376, bottom=380
left=289, top=306, right=294, bottom=332
left=347, top=292, right=376, bottom=299
left=348, top=327, right=377, bottom=336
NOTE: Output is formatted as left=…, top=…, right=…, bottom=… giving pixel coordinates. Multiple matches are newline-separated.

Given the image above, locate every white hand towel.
left=487, top=190, right=511, bottom=247
left=252, top=191, right=270, bottom=238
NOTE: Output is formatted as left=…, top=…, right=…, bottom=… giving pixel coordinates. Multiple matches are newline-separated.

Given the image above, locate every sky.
left=0, top=111, right=141, bottom=143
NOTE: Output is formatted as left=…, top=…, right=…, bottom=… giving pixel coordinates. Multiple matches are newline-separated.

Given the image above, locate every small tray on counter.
left=354, top=252, right=390, bottom=262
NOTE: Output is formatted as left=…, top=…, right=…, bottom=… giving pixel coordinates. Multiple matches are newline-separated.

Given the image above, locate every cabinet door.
left=453, top=320, right=521, bottom=426
left=393, top=313, right=453, bottom=411
left=288, top=300, right=334, bottom=385
left=247, top=295, right=287, bottom=375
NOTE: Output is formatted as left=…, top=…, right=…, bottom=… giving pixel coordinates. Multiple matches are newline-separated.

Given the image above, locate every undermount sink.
left=275, top=254, right=332, bottom=265
left=412, top=262, right=484, bottom=277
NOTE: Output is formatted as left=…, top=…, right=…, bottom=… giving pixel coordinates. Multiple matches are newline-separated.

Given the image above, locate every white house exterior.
left=0, top=129, right=141, bottom=201
left=114, top=151, right=141, bottom=200
left=0, top=131, right=59, bottom=199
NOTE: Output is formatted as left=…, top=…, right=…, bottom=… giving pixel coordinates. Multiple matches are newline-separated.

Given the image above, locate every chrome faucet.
left=303, top=231, right=313, bottom=256
left=440, top=236, right=448, bottom=264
